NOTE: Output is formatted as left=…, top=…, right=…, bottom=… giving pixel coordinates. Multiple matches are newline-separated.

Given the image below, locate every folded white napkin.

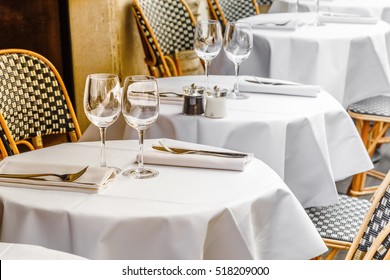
left=319, top=12, right=378, bottom=25
left=239, top=76, right=320, bottom=97
left=159, top=89, right=184, bottom=104
left=142, top=139, right=253, bottom=171
left=0, top=160, right=116, bottom=194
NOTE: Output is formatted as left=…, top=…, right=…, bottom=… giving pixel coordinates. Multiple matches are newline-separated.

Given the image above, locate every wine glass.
left=194, top=19, right=223, bottom=90
left=84, top=73, right=122, bottom=172
left=223, top=22, right=253, bottom=99
left=122, top=75, right=159, bottom=179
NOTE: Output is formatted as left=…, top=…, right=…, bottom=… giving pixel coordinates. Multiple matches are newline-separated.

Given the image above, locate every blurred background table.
left=0, top=140, right=327, bottom=260
left=210, top=12, right=390, bottom=108
left=270, top=0, right=390, bottom=24
left=81, top=75, right=373, bottom=208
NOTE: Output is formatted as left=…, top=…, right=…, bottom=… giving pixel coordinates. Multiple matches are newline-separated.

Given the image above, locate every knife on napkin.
left=152, top=145, right=249, bottom=158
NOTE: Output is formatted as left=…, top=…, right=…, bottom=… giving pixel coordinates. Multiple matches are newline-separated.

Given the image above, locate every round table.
left=0, top=140, right=327, bottom=260
left=210, top=12, right=390, bottom=108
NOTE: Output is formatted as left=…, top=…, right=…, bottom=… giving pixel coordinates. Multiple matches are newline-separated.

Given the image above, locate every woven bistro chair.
left=207, top=0, right=260, bottom=31
left=306, top=168, right=390, bottom=259
left=257, top=0, right=273, bottom=13
left=0, top=49, right=81, bottom=157
left=132, top=0, right=203, bottom=78
left=346, top=95, right=390, bottom=196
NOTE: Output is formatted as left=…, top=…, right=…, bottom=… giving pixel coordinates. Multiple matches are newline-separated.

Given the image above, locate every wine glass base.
left=122, top=168, right=159, bottom=179
left=226, top=92, right=249, bottom=100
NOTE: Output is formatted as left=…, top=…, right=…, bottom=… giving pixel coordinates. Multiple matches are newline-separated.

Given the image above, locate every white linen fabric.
left=81, top=75, right=373, bottom=208
left=238, top=76, right=320, bottom=97
left=318, top=12, right=378, bottom=24
left=143, top=139, right=253, bottom=171
left=0, top=161, right=116, bottom=194
left=0, top=242, right=86, bottom=260
left=270, top=0, right=390, bottom=24
left=0, top=140, right=327, bottom=260
left=210, top=13, right=390, bottom=108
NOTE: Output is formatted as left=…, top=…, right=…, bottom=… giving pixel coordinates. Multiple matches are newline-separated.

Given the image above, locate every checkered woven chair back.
left=351, top=184, right=390, bottom=259
left=0, top=49, right=81, bottom=156
left=132, top=0, right=197, bottom=77
left=207, top=0, right=260, bottom=30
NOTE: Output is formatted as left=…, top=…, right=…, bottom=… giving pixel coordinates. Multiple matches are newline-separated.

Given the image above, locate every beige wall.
left=69, top=0, right=208, bottom=132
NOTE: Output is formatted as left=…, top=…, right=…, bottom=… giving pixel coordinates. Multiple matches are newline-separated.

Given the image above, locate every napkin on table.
left=239, top=76, right=320, bottom=98
left=142, top=139, right=253, bottom=171
left=0, top=160, right=116, bottom=194
left=319, top=12, right=378, bottom=25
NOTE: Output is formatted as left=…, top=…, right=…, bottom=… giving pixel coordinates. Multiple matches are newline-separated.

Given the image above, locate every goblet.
left=84, top=73, right=121, bottom=173
left=194, top=19, right=223, bottom=90
left=223, top=22, right=253, bottom=99
left=122, top=75, right=159, bottom=179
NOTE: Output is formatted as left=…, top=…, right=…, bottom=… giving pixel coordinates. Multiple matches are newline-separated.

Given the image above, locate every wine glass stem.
left=234, top=62, right=240, bottom=95
left=99, top=127, right=107, bottom=168
left=204, top=60, right=210, bottom=90
left=137, top=129, right=145, bottom=172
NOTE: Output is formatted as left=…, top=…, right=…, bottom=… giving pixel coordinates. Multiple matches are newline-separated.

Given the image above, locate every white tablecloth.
left=210, top=12, right=390, bottom=108
left=0, top=140, right=327, bottom=260
left=81, top=75, right=373, bottom=208
left=270, top=0, right=390, bottom=24
left=0, top=242, right=86, bottom=260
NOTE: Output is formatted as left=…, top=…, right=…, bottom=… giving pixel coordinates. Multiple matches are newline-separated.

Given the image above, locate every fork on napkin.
left=0, top=160, right=116, bottom=193
left=239, top=76, right=321, bottom=97
left=142, top=139, right=253, bottom=171
left=319, top=12, right=378, bottom=25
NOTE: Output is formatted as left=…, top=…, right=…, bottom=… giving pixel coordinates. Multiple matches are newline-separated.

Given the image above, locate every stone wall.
left=68, top=0, right=208, bottom=132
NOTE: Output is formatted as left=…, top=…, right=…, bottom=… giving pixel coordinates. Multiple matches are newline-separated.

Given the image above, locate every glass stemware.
left=223, top=22, right=253, bottom=99
left=194, top=19, right=223, bottom=90
left=84, top=73, right=122, bottom=172
left=122, top=75, right=159, bottom=179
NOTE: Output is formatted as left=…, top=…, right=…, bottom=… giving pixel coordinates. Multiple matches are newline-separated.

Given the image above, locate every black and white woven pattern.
left=0, top=52, right=76, bottom=150
left=373, top=231, right=390, bottom=260
left=257, top=0, right=273, bottom=6
left=354, top=185, right=390, bottom=259
left=348, top=95, right=390, bottom=117
left=216, top=0, right=258, bottom=23
left=135, top=0, right=195, bottom=56
left=305, top=194, right=371, bottom=243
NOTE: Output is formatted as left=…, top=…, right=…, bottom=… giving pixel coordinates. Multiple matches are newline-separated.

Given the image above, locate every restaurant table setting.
left=0, top=139, right=327, bottom=259
left=270, top=0, right=390, bottom=24
left=81, top=75, right=373, bottom=209
left=210, top=12, right=390, bottom=108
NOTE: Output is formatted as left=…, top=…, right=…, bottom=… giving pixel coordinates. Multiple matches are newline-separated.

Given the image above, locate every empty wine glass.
left=84, top=73, right=121, bottom=172
left=223, top=22, right=253, bottom=99
left=122, top=75, right=159, bottom=179
left=194, top=19, right=223, bottom=90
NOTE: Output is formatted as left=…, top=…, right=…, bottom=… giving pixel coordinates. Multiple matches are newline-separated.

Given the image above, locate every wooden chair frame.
left=345, top=168, right=390, bottom=259
left=131, top=0, right=198, bottom=78
left=348, top=110, right=390, bottom=196
left=207, top=0, right=260, bottom=30
left=0, top=49, right=81, bottom=156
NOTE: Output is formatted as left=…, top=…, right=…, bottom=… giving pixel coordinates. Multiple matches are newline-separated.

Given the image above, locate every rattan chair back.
left=346, top=169, right=390, bottom=260
left=132, top=0, right=199, bottom=77
left=207, top=0, right=260, bottom=31
left=0, top=49, right=81, bottom=156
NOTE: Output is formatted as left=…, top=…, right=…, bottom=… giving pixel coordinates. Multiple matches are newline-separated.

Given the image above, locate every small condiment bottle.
left=182, top=83, right=205, bottom=115
left=205, top=86, right=227, bottom=118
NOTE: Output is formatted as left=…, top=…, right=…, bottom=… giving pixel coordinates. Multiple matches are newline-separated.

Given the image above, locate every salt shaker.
left=205, top=86, right=227, bottom=118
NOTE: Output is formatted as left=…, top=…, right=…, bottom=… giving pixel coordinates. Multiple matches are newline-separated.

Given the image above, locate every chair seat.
left=348, top=95, right=390, bottom=117
left=305, top=194, right=371, bottom=243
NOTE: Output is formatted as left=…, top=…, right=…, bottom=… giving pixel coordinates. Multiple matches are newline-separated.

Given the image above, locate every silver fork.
left=156, top=141, right=248, bottom=158
left=253, top=19, right=291, bottom=27
left=0, top=166, right=89, bottom=182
